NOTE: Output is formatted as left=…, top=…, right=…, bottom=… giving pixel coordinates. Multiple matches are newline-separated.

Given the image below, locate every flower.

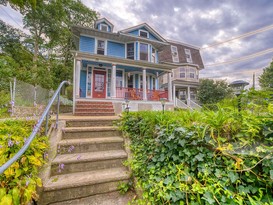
left=68, top=145, right=75, bottom=153
left=77, top=155, right=81, bottom=160
left=26, top=180, right=30, bottom=186
left=8, top=139, right=14, bottom=147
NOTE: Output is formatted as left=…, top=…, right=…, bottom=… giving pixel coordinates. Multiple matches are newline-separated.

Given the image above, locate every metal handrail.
left=0, top=81, right=70, bottom=174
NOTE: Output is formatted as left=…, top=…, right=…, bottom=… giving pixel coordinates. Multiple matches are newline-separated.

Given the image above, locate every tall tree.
left=259, top=60, right=273, bottom=89
left=197, top=79, right=233, bottom=104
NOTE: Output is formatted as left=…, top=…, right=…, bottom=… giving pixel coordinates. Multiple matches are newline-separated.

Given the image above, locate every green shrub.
left=120, top=107, right=273, bottom=204
left=0, top=120, right=48, bottom=205
left=66, top=85, right=73, bottom=101
left=0, top=91, right=11, bottom=118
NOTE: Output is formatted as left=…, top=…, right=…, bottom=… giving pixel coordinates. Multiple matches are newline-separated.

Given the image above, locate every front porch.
left=73, top=52, right=177, bottom=114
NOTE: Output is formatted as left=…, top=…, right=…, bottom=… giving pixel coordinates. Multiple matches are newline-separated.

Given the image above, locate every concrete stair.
left=75, top=101, right=115, bottom=116
left=39, top=117, right=130, bottom=205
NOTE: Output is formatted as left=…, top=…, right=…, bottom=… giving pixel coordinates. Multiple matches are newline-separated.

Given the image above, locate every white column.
left=73, top=59, right=76, bottom=114
left=75, top=60, right=81, bottom=98
left=111, top=64, right=116, bottom=98
left=168, top=73, right=173, bottom=102
left=173, top=85, right=176, bottom=105
left=187, top=86, right=191, bottom=105
left=143, top=68, right=147, bottom=100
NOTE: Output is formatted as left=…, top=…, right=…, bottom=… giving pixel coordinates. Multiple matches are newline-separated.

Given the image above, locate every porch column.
left=143, top=68, right=147, bottom=100
left=187, top=86, right=191, bottom=105
left=168, top=73, right=173, bottom=102
left=73, top=58, right=76, bottom=114
left=75, top=60, right=81, bottom=98
left=173, top=84, right=176, bottom=105
left=111, top=64, right=116, bottom=98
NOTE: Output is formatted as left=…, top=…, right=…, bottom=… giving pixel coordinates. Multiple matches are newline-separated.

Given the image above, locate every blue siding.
left=149, top=33, right=159, bottom=41
left=80, top=70, right=87, bottom=97
left=129, top=30, right=139, bottom=36
left=135, top=74, right=139, bottom=88
left=107, top=41, right=125, bottom=58
left=79, top=36, right=95, bottom=54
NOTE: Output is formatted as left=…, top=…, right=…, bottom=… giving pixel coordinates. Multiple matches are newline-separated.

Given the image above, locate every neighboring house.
left=71, top=17, right=204, bottom=114
left=158, top=40, right=204, bottom=108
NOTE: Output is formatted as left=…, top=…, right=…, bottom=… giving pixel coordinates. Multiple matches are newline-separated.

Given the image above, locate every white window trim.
left=139, top=42, right=150, bottom=62
left=100, top=23, right=109, bottom=32
left=116, top=68, right=125, bottom=87
left=86, top=65, right=93, bottom=98
left=185, top=48, right=192, bottom=63
left=126, top=42, right=135, bottom=60
left=171, top=45, right=179, bottom=63
left=95, top=38, right=107, bottom=55
left=139, top=29, right=149, bottom=38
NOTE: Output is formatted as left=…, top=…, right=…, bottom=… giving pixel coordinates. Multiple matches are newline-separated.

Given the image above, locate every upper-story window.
left=97, top=40, right=105, bottom=55
left=151, top=47, right=156, bottom=63
left=171, top=45, right=179, bottom=63
left=100, top=24, right=108, bottom=32
left=185, top=49, right=192, bottom=63
left=189, top=68, right=196, bottom=78
left=179, top=67, right=186, bottom=78
left=127, top=43, right=134, bottom=60
left=139, top=30, right=149, bottom=38
left=140, top=43, right=148, bottom=61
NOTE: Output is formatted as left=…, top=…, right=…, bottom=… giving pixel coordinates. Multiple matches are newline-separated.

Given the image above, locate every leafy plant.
left=120, top=105, right=273, bottom=204
left=0, top=120, right=48, bottom=205
left=118, top=182, right=132, bottom=195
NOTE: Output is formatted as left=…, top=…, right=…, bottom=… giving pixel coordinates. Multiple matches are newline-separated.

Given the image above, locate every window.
left=127, top=74, right=133, bottom=88
left=100, top=24, right=108, bottom=32
left=127, top=43, right=134, bottom=60
left=171, top=45, right=179, bottom=63
left=151, top=47, right=156, bottom=63
left=189, top=68, right=196, bottom=78
left=139, top=30, right=149, bottom=38
left=185, top=48, right=192, bottom=63
left=97, top=40, right=105, bottom=55
left=116, top=70, right=123, bottom=88
left=140, top=43, right=148, bottom=61
left=179, top=67, right=186, bottom=78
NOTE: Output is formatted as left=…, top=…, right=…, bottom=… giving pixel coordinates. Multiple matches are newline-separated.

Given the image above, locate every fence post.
left=56, top=92, right=60, bottom=129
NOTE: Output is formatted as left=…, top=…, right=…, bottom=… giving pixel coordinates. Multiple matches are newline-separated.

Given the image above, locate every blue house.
left=71, top=18, right=204, bottom=115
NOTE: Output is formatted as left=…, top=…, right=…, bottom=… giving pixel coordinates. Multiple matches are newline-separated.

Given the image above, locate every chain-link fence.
left=10, top=79, right=73, bottom=117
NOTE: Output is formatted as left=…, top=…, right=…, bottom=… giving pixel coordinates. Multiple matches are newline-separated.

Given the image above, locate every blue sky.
left=1, top=0, right=273, bottom=87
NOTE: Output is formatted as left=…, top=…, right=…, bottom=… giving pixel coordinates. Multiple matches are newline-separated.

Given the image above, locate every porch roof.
left=72, top=25, right=169, bottom=49
left=72, top=51, right=178, bottom=72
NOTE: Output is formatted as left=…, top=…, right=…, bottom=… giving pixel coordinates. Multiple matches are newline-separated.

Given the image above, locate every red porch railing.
left=116, top=87, right=168, bottom=101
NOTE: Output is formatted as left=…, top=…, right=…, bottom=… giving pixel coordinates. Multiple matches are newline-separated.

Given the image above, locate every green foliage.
left=120, top=106, right=273, bottom=204
left=0, top=91, right=10, bottom=118
left=0, top=120, right=48, bottom=205
left=259, top=60, right=273, bottom=89
left=197, top=79, right=233, bottom=105
left=118, top=181, right=132, bottom=195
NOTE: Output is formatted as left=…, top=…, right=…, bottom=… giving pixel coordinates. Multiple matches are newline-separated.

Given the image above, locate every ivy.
left=120, top=107, right=273, bottom=205
left=0, top=120, right=48, bottom=205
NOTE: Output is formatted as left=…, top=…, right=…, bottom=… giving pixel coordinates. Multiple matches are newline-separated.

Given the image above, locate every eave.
left=72, top=51, right=178, bottom=72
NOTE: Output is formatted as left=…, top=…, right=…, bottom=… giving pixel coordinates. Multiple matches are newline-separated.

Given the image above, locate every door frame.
left=92, top=69, right=107, bottom=99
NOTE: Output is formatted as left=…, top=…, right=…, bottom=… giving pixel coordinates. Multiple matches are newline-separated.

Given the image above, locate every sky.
left=1, top=0, right=273, bottom=87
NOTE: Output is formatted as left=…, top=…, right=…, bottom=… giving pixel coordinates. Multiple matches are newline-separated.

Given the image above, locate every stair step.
left=41, top=168, right=129, bottom=204
left=75, top=112, right=115, bottom=116
left=58, top=137, right=124, bottom=153
left=75, top=108, right=115, bottom=113
left=76, top=104, right=114, bottom=108
left=62, top=126, right=121, bottom=139
left=65, top=117, right=118, bottom=127
left=76, top=101, right=113, bottom=105
left=51, top=150, right=127, bottom=175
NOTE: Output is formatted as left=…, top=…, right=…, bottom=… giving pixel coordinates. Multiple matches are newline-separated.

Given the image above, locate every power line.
left=0, top=6, right=24, bottom=30
left=204, top=48, right=273, bottom=67
left=201, top=24, right=273, bottom=50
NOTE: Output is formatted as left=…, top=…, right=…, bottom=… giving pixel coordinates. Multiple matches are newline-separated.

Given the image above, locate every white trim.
left=73, top=58, right=76, bottom=114
left=171, top=45, right=179, bottom=63
left=100, top=23, right=109, bottom=32
left=126, top=42, right=135, bottom=60
left=139, top=29, right=149, bottom=38
left=139, top=42, right=150, bottom=62
left=86, top=65, right=93, bottom=98
left=167, top=39, right=201, bottom=50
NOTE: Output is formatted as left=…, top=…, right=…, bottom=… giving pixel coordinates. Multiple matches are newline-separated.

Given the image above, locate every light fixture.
left=160, top=98, right=167, bottom=113
left=125, top=98, right=130, bottom=113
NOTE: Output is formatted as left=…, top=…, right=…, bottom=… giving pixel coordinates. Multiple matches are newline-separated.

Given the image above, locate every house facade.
left=71, top=18, right=204, bottom=114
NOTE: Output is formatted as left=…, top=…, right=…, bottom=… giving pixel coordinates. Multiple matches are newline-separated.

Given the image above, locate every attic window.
left=100, top=24, right=108, bottom=32
left=171, top=45, right=179, bottom=63
left=139, top=30, right=149, bottom=38
left=185, top=49, right=192, bottom=63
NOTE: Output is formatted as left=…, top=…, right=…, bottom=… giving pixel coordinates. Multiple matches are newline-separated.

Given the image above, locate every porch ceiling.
left=72, top=51, right=178, bottom=72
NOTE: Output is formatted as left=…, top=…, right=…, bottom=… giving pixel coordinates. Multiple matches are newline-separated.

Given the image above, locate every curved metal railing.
left=0, top=81, right=70, bottom=174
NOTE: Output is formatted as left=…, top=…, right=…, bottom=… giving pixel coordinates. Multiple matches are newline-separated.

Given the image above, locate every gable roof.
left=119, top=23, right=167, bottom=42
left=95, top=17, right=114, bottom=30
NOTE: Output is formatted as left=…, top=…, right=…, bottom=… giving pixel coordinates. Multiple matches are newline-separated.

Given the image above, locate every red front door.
left=92, top=70, right=106, bottom=98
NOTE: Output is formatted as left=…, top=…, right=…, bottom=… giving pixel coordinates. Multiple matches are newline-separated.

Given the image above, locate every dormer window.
left=139, top=30, right=149, bottom=38
left=185, top=49, right=192, bottom=63
left=171, top=45, right=179, bottom=63
left=100, top=24, right=108, bottom=32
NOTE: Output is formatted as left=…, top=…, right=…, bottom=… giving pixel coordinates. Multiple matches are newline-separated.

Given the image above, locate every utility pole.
left=252, top=72, right=255, bottom=90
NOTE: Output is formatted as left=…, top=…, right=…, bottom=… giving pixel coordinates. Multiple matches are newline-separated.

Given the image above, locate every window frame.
left=185, top=48, right=192, bottom=63
left=96, top=39, right=106, bottom=55
left=171, top=45, right=179, bottom=63
left=139, top=29, right=149, bottom=38
left=139, top=43, right=149, bottom=61
left=126, top=42, right=135, bottom=60
left=100, top=23, right=108, bottom=32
